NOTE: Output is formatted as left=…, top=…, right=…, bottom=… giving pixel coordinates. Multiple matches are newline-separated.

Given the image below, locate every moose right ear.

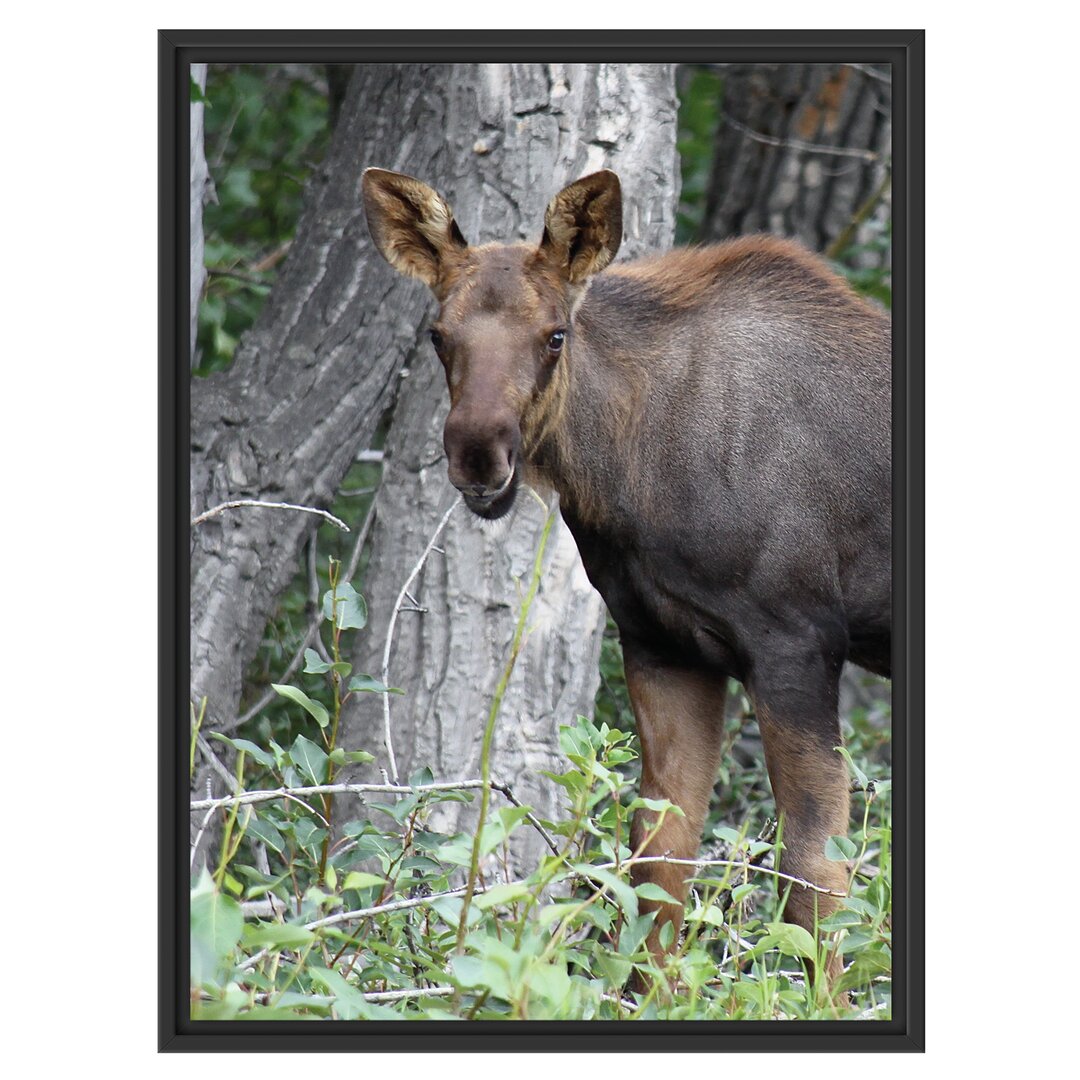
left=539, top=170, right=623, bottom=284
left=362, top=168, right=468, bottom=290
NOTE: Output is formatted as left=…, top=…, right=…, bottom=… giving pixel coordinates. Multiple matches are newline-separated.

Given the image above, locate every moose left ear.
left=539, top=170, right=623, bottom=284
left=362, top=168, right=469, bottom=290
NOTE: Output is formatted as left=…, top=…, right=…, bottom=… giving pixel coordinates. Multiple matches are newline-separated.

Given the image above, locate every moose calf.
left=363, top=167, right=891, bottom=991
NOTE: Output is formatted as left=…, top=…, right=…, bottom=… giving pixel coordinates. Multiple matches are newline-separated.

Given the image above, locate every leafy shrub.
left=191, top=567, right=892, bottom=1021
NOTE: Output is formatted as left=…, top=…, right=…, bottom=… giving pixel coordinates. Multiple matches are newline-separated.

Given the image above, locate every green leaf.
left=271, top=684, right=329, bottom=728
left=762, top=921, right=817, bottom=961
left=328, top=747, right=375, bottom=766
left=322, top=582, right=368, bottom=630
left=309, top=967, right=399, bottom=1020
left=243, top=922, right=317, bottom=948
left=302, top=649, right=351, bottom=677
left=347, top=674, right=404, bottom=695
left=731, top=882, right=756, bottom=904
left=190, top=871, right=243, bottom=987
left=824, top=835, right=858, bottom=862
left=634, top=882, right=680, bottom=905
left=820, top=909, right=865, bottom=931
left=835, top=745, right=869, bottom=791
left=209, top=733, right=275, bottom=770
left=342, top=871, right=386, bottom=892
left=574, top=864, right=637, bottom=918
left=290, top=734, right=329, bottom=786
left=474, top=882, right=531, bottom=910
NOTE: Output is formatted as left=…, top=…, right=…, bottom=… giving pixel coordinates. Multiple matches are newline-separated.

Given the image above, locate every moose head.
left=362, top=168, right=623, bottom=519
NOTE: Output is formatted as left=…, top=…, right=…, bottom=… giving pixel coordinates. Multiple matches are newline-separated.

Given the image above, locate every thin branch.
left=627, top=855, right=847, bottom=898
left=721, top=110, right=880, bottom=162
left=490, top=782, right=560, bottom=857
left=196, top=731, right=242, bottom=794
left=192, top=499, right=349, bottom=532
left=189, top=807, right=216, bottom=869
left=360, top=986, right=455, bottom=1004
left=844, top=62, right=891, bottom=85
left=190, top=779, right=488, bottom=812
left=825, top=170, right=892, bottom=260
left=381, top=497, right=460, bottom=782
left=206, top=266, right=273, bottom=288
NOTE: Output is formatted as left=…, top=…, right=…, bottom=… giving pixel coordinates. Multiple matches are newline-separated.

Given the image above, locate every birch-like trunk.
left=338, top=64, right=681, bottom=873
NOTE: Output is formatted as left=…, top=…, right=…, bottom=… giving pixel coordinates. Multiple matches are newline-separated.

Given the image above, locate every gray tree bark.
left=338, top=64, right=681, bottom=873
left=190, top=63, right=210, bottom=370
left=191, top=66, right=474, bottom=743
left=699, top=63, right=891, bottom=263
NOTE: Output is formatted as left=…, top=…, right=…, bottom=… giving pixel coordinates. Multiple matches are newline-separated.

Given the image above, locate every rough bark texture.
left=699, top=63, right=891, bottom=263
left=191, top=66, right=476, bottom=742
left=338, top=64, right=681, bottom=873
left=189, top=63, right=210, bottom=369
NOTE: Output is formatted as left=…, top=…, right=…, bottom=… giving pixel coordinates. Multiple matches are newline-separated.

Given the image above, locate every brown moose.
left=362, top=167, right=891, bottom=992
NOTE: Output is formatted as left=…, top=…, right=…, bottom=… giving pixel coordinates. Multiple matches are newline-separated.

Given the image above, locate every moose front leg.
left=750, top=646, right=851, bottom=989
left=622, top=647, right=728, bottom=981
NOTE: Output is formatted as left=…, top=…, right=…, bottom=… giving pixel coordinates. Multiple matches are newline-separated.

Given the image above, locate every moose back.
left=362, top=167, right=891, bottom=987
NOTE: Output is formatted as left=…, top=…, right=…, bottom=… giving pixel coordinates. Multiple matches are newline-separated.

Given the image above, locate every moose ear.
left=362, top=168, right=468, bottom=289
left=539, top=170, right=622, bottom=284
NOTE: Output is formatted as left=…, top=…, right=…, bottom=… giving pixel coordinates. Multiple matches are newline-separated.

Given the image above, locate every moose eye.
left=429, top=328, right=445, bottom=353
left=546, top=330, right=566, bottom=357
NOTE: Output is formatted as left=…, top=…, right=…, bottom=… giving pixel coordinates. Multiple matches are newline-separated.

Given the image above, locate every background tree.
left=679, top=63, right=891, bottom=302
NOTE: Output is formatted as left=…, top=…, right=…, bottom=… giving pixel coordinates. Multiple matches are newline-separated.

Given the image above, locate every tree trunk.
left=191, top=66, right=473, bottom=740
left=699, top=63, right=891, bottom=262
left=338, top=64, right=681, bottom=873
left=189, top=63, right=210, bottom=370
left=192, top=67, right=556, bottom=857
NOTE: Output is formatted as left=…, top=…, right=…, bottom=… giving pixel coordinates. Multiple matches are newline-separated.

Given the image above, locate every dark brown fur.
left=363, top=168, right=891, bottom=998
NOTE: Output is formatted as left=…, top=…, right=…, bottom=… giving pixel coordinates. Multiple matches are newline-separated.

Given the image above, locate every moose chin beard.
left=462, top=468, right=520, bottom=521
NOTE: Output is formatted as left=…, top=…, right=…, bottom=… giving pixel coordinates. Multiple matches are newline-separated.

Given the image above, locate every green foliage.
left=195, top=65, right=331, bottom=375
left=194, top=576, right=893, bottom=1021
left=832, top=219, right=893, bottom=309
left=675, top=66, right=724, bottom=244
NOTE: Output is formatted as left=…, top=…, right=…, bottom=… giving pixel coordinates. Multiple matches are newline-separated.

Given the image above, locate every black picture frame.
left=161, top=28, right=924, bottom=1052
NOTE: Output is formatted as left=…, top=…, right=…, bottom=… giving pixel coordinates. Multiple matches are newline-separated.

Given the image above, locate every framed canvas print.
left=161, top=29, right=924, bottom=1051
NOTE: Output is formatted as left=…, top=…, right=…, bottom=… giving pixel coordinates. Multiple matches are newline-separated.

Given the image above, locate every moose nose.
left=443, top=408, right=519, bottom=495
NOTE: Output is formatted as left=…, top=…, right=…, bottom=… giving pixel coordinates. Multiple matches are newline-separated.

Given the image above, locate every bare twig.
left=721, top=110, right=880, bottom=162
left=381, top=497, right=460, bottom=782
left=490, top=782, right=560, bottom=858
left=192, top=499, right=349, bottom=532
left=360, top=986, right=455, bottom=1004
left=826, top=171, right=893, bottom=260
left=191, top=779, right=488, bottom=811
left=206, top=266, right=272, bottom=288
left=845, top=62, right=891, bottom=84
left=189, top=807, right=217, bottom=869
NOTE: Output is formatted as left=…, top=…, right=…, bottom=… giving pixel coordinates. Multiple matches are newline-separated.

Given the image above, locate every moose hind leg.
left=751, top=651, right=851, bottom=987
left=623, top=647, right=728, bottom=977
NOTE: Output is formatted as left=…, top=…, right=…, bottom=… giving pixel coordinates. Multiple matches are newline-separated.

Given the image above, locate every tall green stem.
left=455, top=508, right=556, bottom=954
